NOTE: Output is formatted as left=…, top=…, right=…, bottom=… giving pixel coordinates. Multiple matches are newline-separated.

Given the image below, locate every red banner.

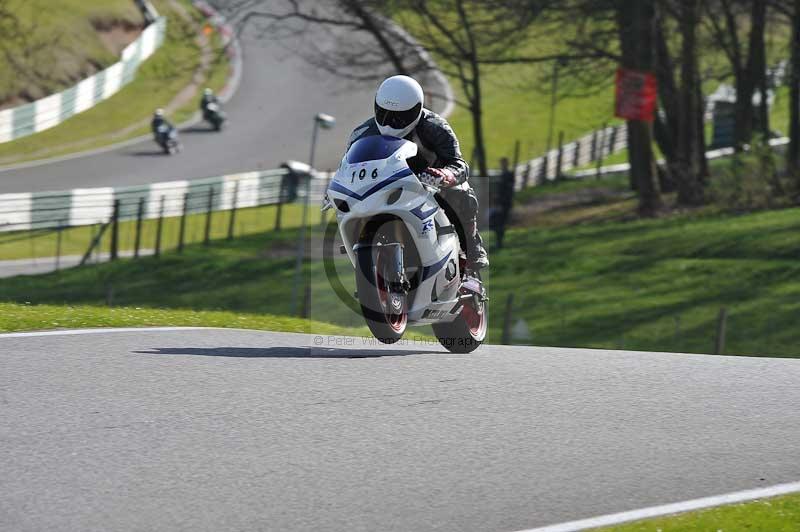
left=615, top=67, right=657, bottom=122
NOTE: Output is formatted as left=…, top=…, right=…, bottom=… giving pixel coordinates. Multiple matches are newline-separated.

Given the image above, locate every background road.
left=2, top=328, right=799, bottom=531
left=0, top=6, right=447, bottom=194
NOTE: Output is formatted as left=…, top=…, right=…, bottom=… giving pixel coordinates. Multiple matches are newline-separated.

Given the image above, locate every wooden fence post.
left=204, top=186, right=214, bottom=246
left=55, top=219, right=64, bottom=271
left=595, top=122, right=607, bottom=180
left=555, top=131, right=565, bottom=179
left=501, top=294, right=514, bottom=345
left=275, top=175, right=285, bottom=231
left=155, top=195, right=165, bottom=257
left=110, top=199, right=120, bottom=261
left=134, top=197, right=144, bottom=258
left=228, top=181, right=239, bottom=240
left=713, top=308, right=728, bottom=355
left=178, top=192, right=188, bottom=253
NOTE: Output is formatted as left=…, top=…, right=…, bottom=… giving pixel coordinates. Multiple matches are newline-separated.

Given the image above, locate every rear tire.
left=432, top=293, right=487, bottom=354
left=355, top=246, right=407, bottom=344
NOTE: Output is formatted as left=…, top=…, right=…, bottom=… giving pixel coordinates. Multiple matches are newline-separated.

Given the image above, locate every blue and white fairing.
left=328, top=135, right=461, bottom=322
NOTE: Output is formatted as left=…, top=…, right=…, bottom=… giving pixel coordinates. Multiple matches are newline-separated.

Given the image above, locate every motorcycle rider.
left=346, top=75, right=489, bottom=269
left=200, top=87, right=218, bottom=119
left=150, top=108, right=173, bottom=140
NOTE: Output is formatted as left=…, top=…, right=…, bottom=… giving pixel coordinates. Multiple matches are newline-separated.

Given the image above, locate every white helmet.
left=374, top=75, right=424, bottom=138
left=154, top=108, right=164, bottom=117
left=204, top=88, right=213, bottom=96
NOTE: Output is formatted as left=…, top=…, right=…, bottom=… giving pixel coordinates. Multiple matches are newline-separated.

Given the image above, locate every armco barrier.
left=0, top=11, right=167, bottom=144
left=0, top=168, right=336, bottom=233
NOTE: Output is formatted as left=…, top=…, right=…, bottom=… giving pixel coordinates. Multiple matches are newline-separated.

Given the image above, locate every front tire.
left=355, top=246, right=407, bottom=344
left=432, top=293, right=487, bottom=353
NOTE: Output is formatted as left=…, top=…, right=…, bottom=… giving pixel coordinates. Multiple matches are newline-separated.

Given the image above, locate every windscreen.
left=346, top=135, right=407, bottom=164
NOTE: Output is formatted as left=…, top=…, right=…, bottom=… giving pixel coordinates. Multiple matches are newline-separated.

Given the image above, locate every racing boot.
left=465, top=218, right=489, bottom=270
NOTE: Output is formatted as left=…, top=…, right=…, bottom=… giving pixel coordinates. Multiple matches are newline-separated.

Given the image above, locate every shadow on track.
left=181, top=125, right=218, bottom=134
left=127, top=150, right=168, bottom=157
left=134, top=346, right=441, bottom=358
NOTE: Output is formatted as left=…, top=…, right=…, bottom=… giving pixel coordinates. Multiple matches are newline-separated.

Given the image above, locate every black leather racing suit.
left=200, top=94, right=218, bottom=118
left=151, top=117, right=173, bottom=140
left=346, top=108, right=485, bottom=263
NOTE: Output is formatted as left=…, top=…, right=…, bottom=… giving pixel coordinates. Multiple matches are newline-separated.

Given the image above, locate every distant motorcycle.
left=204, top=102, right=226, bottom=131
left=155, top=124, right=181, bottom=155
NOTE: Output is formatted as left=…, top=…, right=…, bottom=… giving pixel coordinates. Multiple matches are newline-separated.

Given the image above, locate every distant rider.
left=151, top=109, right=173, bottom=139
left=346, top=75, right=488, bottom=269
left=200, top=88, right=219, bottom=120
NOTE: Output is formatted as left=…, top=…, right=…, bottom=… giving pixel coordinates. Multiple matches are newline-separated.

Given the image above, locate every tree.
left=222, top=0, right=566, bottom=176
left=774, top=0, right=800, bottom=176
left=616, top=0, right=663, bottom=216
left=674, top=0, right=705, bottom=205
left=704, top=0, right=769, bottom=149
left=553, top=0, right=707, bottom=208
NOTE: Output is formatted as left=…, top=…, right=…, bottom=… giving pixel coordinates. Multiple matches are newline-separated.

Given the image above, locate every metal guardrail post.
left=110, top=199, right=120, bottom=261
left=155, top=195, right=165, bottom=257
left=573, top=140, right=580, bottom=167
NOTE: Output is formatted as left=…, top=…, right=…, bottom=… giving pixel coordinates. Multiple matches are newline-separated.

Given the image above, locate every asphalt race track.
left=0, top=7, right=446, bottom=194
left=2, top=327, right=799, bottom=531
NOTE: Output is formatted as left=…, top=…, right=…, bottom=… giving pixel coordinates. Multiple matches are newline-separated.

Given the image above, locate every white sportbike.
left=324, top=135, right=487, bottom=353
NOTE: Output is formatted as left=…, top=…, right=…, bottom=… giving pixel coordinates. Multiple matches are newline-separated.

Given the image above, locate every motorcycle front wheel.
left=355, top=245, right=407, bottom=344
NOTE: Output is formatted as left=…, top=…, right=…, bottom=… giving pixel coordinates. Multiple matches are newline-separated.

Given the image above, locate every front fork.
left=354, top=242, right=409, bottom=294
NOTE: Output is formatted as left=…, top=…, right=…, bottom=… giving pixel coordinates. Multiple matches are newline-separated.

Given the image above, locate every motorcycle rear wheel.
left=432, top=290, right=487, bottom=354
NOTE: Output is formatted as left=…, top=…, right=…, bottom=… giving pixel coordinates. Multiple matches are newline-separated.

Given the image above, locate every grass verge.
left=0, top=301, right=370, bottom=337
left=595, top=492, right=800, bottom=531
left=0, top=0, right=230, bottom=166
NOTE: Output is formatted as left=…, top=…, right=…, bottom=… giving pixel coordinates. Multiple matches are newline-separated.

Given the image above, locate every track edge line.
left=516, top=480, right=800, bottom=532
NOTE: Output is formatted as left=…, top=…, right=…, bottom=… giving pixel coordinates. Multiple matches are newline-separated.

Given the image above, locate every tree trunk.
left=733, top=68, right=755, bottom=150
left=653, top=6, right=681, bottom=194
left=749, top=0, right=769, bottom=139
left=788, top=0, right=800, bottom=176
left=471, top=64, right=488, bottom=176
left=695, top=80, right=709, bottom=183
left=676, top=0, right=704, bottom=205
left=616, top=0, right=662, bottom=216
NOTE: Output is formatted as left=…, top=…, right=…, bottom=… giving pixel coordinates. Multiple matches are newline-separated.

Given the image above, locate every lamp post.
left=292, top=113, right=336, bottom=317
